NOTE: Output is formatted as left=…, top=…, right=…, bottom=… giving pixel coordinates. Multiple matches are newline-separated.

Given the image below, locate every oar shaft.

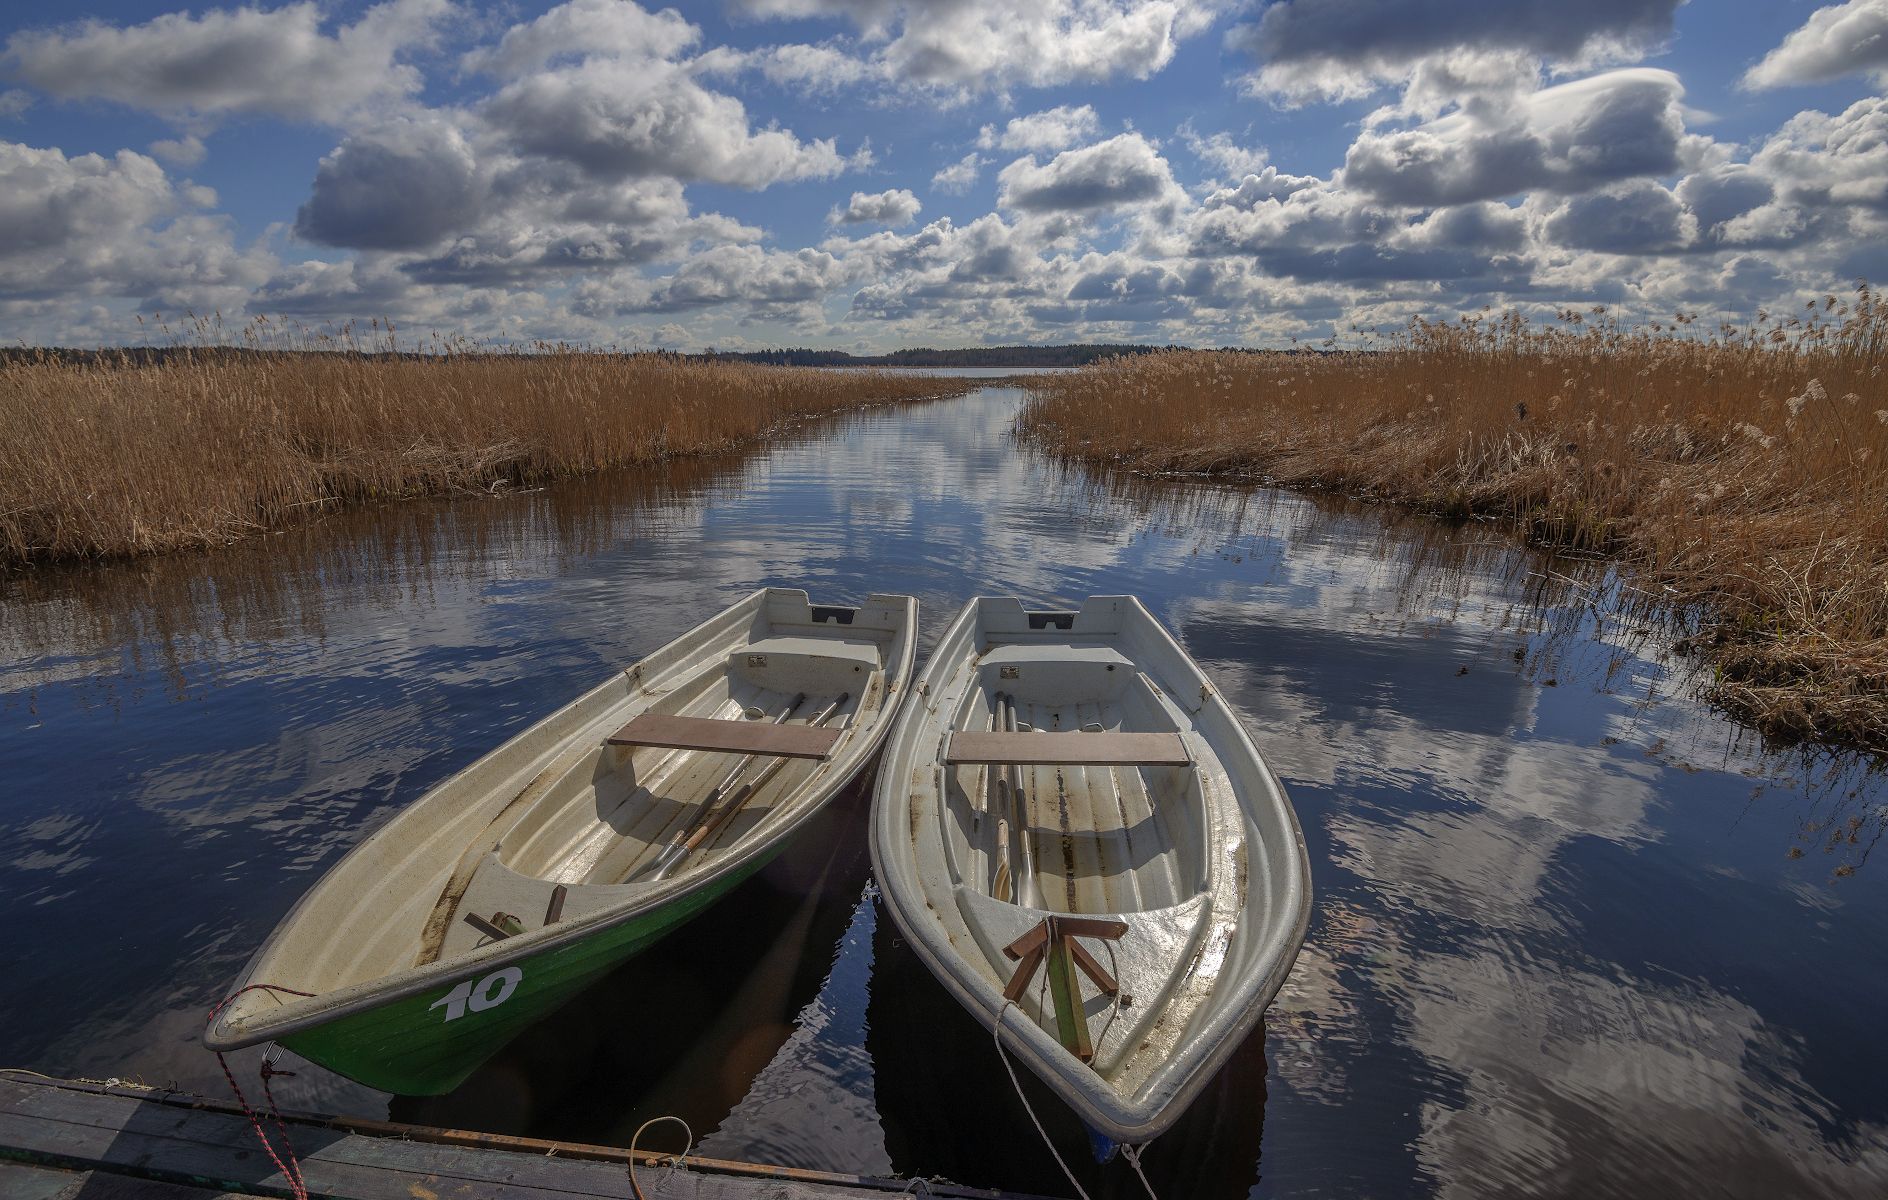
left=1006, top=693, right=1041, bottom=908
left=989, top=692, right=1012, bottom=899
left=651, top=691, right=849, bottom=881
left=633, top=692, right=806, bottom=881
left=710, top=692, right=808, bottom=794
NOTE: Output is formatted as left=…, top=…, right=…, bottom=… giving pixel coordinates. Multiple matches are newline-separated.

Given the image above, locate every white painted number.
left=471, top=967, right=522, bottom=1011
left=429, top=967, right=524, bottom=1022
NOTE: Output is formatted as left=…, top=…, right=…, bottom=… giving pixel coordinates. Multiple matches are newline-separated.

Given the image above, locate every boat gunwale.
left=206, top=587, right=919, bottom=1051
left=869, top=593, right=1313, bottom=1142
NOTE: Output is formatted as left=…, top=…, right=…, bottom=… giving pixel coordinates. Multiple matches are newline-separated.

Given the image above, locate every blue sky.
left=2, top=0, right=1885, bottom=350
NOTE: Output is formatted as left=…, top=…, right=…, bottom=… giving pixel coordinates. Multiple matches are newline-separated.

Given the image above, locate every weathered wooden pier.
left=0, top=1073, right=1056, bottom=1199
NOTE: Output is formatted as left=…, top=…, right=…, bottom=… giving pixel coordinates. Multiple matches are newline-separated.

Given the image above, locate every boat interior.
left=938, top=641, right=1211, bottom=918
left=418, top=622, right=892, bottom=966
left=209, top=592, right=913, bottom=1046
left=871, top=595, right=1305, bottom=1132
left=915, top=600, right=1241, bottom=1078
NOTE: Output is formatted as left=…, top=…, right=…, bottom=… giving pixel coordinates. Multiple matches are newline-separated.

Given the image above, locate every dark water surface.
left=3, top=384, right=1885, bottom=1198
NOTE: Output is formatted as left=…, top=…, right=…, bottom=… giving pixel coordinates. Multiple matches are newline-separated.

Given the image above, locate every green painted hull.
left=281, top=856, right=768, bottom=1096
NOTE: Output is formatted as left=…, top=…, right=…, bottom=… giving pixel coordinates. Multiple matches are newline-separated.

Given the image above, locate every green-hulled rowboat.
left=206, top=588, right=917, bottom=1095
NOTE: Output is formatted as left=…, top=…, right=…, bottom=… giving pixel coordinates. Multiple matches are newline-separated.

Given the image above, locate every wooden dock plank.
left=0, top=1089, right=843, bottom=1198
left=0, top=1159, right=255, bottom=1199
left=0, top=1076, right=1057, bottom=1200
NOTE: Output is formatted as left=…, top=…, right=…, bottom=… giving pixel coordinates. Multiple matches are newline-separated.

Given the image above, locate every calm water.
left=3, top=383, right=1885, bottom=1198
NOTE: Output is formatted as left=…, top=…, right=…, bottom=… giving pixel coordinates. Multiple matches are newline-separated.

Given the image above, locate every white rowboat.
left=869, top=596, right=1311, bottom=1143
left=207, top=588, right=916, bottom=1094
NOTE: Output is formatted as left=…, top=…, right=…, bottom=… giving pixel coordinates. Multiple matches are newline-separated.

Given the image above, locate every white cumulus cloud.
left=932, top=152, right=988, bottom=194
left=997, top=133, right=1184, bottom=216
left=462, top=0, right=697, bottom=77
left=1742, top=0, right=1888, bottom=90
left=1231, top=0, right=1683, bottom=104
left=0, top=0, right=449, bottom=125
left=296, top=117, right=483, bottom=251
left=726, top=0, right=1213, bottom=96
left=829, top=188, right=922, bottom=226
left=1342, top=69, right=1694, bottom=207
left=0, top=141, right=270, bottom=308
left=978, top=105, right=1103, bottom=152
left=472, top=1, right=854, bottom=189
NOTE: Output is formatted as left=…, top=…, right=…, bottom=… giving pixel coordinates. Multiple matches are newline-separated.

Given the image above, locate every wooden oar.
left=988, top=691, right=1042, bottom=908
left=631, top=692, right=806, bottom=883
left=647, top=691, right=849, bottom=883
left=1010, top=694, right=1042, bottom=909
left=990, top=692, right=1014, bottom=902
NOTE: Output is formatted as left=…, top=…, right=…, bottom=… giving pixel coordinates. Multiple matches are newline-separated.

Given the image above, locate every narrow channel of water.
left=2, top=382, right=1884, bottom=1198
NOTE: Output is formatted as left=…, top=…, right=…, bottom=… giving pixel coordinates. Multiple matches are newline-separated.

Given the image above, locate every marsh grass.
left=0, top=321, right=969, bottom=566
left=1018, top=288, right=1888, bottom=754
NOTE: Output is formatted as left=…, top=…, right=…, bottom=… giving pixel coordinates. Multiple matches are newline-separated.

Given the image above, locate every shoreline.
left=0, top=351, right=976, bottom=569
left=1034, top=447, right=1884, bottom=757
left=1016, top=311, right=1888, bottom=758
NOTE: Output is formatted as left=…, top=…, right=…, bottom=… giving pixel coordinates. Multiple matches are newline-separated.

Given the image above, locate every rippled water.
left=3, top=383, right=1885, bottom=1198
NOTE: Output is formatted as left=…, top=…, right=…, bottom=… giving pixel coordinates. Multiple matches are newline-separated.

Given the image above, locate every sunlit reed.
left=1017, top=287, right=1888, bottom=753
left=0, top=318, right=968, bottom=566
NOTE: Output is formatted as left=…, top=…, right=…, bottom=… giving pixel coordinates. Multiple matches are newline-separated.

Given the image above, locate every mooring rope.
left=204, top=984, right=316, bottom=1200
left=993, top=999, right=1092, bottom=1200
left=626, top=1114, right=694, bottom=1200
left=1121, top=1142, right=1163, bottom=1200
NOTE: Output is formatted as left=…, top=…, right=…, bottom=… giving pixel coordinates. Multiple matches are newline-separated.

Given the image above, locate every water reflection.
left=0, top=453, right=757, bottom=697
left=2, top=385, right=1885, bottom=1197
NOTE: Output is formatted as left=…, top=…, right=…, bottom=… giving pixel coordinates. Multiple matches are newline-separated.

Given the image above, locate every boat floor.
left=947, top=697, right=1200, bottom=917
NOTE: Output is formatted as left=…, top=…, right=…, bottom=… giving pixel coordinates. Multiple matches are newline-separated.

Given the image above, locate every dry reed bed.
left=0, top=348, right=969, bottom=565
left=1018, top=291, right=1888, bottom=754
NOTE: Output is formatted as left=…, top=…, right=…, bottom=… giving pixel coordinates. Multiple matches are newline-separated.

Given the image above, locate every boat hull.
left=207, top=588, right=918, bottom=1098
left=282, top=853, right=768, bottom=1095
left=870, top=595, right=1312, bottom=1143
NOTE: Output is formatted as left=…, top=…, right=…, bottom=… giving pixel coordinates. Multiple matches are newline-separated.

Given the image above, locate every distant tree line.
left=2, top=343, right=1322, bottom=369
left=4, top=344, right=1166, bottom=367
left=698, top=344, right=1181, bottom=367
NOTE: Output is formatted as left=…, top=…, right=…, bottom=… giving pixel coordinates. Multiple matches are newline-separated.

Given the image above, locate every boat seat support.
left=946, top=730, right=1190, bottom=767
left=608, top=713, right=840, bottom=759
left=463, top=911, right=522, bottom=942
left=1001, top=916, right=1130, bottom=1063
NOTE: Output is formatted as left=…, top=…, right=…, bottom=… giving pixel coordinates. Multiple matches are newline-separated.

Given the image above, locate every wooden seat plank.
left=945, top=730, right=1190, bottom=767
left=608, top=713, right=841, bottom=759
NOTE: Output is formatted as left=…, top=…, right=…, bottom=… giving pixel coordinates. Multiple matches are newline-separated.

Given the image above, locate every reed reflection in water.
left=1, top=384, right=1884, bottom=1198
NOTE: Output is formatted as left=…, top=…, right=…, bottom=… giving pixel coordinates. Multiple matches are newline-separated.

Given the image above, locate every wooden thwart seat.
left=608, top=713, right=841, bottom=759
left=945, top=730, right=1190, bottom=767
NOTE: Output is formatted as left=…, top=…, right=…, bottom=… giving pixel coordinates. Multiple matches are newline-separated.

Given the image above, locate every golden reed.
left=1018, top=287, right=1888, bottom=754
left=1, top=320, right=968, bottom=567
